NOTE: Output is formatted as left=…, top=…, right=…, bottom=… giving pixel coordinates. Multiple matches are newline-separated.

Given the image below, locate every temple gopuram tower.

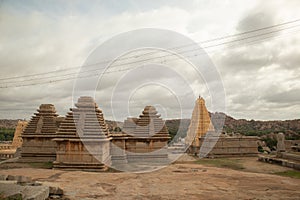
left=53, top=96, right=111, bottom=171
left=12, top=120, right=28, bottom=148
left=124, top=106, right=170, bottom=162
left=186, top=96, right=214, bottom=154
left=20, top=104, right=59, bottom=162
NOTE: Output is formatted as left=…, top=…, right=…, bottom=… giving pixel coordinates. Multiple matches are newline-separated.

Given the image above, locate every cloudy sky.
left=0, top=0, right=300, bottom=121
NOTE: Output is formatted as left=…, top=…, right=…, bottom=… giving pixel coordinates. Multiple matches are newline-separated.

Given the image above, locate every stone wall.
left=0, top=149, right=15, bottom=159
left=199, top=135, right=259, bottom=158
left=110, top=135, right=128, bottom=165
left=285, top=140, right=300, bottom=152
left=0, top=144, right=12, bottom=150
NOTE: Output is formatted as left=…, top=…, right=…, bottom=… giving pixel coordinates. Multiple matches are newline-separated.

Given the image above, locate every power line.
left=0, top=66, right=104, bottom=84
left=1, top=18, right=300, bottom=82
left=1, top=27, right=299, bottom=89
left=1, top=26, right=299, bottom=88
left=1, top=22, right=299, bottom=87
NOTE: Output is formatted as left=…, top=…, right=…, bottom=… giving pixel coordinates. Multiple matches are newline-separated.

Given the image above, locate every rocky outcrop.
left=0, top=174, right=66, bottom=200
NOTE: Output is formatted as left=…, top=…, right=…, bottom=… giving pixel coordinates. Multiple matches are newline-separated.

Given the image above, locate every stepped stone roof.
left=56, top=96, right=110, bottom=139
left=23, top=104, right=58, bottom=135
left=123, top=106, right=169, bottom=138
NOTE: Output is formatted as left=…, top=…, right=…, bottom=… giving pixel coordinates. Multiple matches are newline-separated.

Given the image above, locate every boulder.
left=49, top=186, right=64, bottom=195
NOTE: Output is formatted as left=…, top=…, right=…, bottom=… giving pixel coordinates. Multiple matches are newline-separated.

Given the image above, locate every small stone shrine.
left=124, top=106, right=170, bottom=162
left=53, top=96, right=111, bottom=171
left=20, top=104, right=59, bottom=162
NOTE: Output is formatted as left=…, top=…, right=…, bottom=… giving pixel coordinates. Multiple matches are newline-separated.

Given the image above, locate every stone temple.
left=123, top=106, right=170, bottom=162
left=12, top=121, right=28, bottom=148
left=186, top=96, right=214, bottom=154
left=15, top=98, right=170, bottom=170
left=110, top=106, right=170, bottom=166
left=186, top=96, right=259, bottom=157
left=0, top=120, right=27, bottom=160
left=20, top=104, right=60, bottom=162
left=53, top=96, right=111, bottom=171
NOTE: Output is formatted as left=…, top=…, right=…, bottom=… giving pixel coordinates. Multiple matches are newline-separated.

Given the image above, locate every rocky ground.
left=0, top=157, right=300, bottom=200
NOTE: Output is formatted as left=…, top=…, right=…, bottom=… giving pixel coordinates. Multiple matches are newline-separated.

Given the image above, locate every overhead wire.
left=1, top=28, right=299, bottom=88
left=1, top=27, right=299, bottom=89
left=0, top=18, right=300, bottom=82
left=0, top=19, right=300, bottom=88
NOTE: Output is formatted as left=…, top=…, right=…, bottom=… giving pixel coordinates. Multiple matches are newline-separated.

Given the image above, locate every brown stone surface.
left=118, top=106, right=170, bottom=163
left=20, top=104, right=59, bottom=162
left=285, top=140, right=300, bottom=152
left=0, top=159, right=300, bottom=200
left=277, top=132, right=286, bottom=153
left=199, top=135, right=259, bottom=158
left=0, top=149, right=15, bottom=159
left=23, top=104, right=58, bottom=135
left=53, top=96, right=111, bottom=171
left=133, top=106, right=169, bottom=138
left=260, top=134, right=300, bottom=170
left=11, top=120, right=27, bottom=148
left=110, top=136, right=128, bottom=165
left=0, top=121, right=27, bottom=160
left=186, top=97, right=214, bottom=148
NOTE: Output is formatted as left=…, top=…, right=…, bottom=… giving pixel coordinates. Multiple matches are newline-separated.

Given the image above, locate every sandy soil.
left=0, top=158, right=300, bottom=200
left=238, top=157, right=293, bottom=173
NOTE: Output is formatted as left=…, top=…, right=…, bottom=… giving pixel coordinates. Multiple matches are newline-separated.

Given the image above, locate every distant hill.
left=0, top=119, right=20, bottom=129
left=105, top=120, right=124, bottom=132
left=221, top=113, right=300, bottom=139
left=1, top=113, right=299, bottom=140
left=165, top=118, right=190, bottom=141
left=164, top=113, right=300, bottom=140
left=0, top=119, right=124, bottom=131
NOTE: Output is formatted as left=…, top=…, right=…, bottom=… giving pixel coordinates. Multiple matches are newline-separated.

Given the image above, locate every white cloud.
left=0, top=0, right=300, bottom=120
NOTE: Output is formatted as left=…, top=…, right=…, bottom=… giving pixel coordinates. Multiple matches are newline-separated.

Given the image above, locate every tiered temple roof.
left=20, top=104, right=60, bottom=162
left=23, top=104, right=58, bottom=135
left=122, top=106, right=170, bottom=163
left=56, top=96, right=109, bottom=139
left=133, top=106, right=169, bottom=138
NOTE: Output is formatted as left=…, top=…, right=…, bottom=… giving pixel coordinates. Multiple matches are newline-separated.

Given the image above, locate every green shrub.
left=0, top=128, right=15, bottom=141
left=262, top=137, right=277, bottom=151
left=258, top=145, right=264, bottom=153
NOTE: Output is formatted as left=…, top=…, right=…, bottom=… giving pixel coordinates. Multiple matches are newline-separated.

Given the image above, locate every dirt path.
left=1, top=162, right=300, bottom=200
